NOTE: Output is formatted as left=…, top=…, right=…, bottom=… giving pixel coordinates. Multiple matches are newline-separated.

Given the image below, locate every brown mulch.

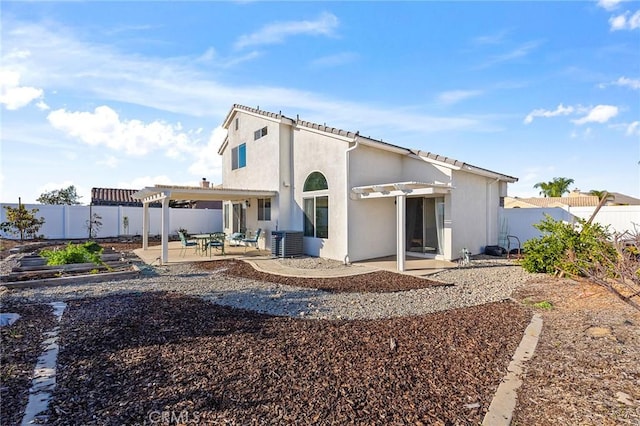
left=0, top=302, right=56, bottom=426
left=512, top=277, right=640, bottom=425
left=195, top=259, right=452, bottom=293
left=39, top=292, right=530, bottom=425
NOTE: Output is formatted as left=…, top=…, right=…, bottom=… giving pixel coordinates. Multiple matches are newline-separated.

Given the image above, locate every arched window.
left=303, top=172, right=328, bottom=192
left=303, top=172, right=328, bottom=238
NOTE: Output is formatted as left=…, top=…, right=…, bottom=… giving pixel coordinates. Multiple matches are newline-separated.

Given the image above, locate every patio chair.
left=207, top=232, right=226, bottom=257
left=242, top=228, right=262, bottom=253
left=178, top=231, right=198, bottom=257
left=227, top=232, right=245, bottom=246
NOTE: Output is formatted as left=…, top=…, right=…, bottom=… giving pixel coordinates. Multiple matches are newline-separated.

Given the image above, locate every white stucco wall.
left=450, top=170, right=501, bottom=257
left=291, top=127, right=350, bottom=260
left=221, top=112, right=281, bottom=191
left=348, top=145, right=457, bottom=261
left=220, top=109, right=510, bottom=263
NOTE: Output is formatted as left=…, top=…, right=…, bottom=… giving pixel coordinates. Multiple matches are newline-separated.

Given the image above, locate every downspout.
left=486, top=178, right=500, bottom=247
left=344, top=137, right=359, bottom=264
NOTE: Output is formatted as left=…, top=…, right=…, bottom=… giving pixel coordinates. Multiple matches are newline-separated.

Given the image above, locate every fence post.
left=63, top=205, right=70, bottom=239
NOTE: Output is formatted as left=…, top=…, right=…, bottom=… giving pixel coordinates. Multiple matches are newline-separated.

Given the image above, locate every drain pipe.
left=344, top=137, right=360, bottom=265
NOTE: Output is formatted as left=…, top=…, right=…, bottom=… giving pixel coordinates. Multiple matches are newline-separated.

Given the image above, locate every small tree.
left=1, top=200, right=46, bottom=241
left=122, top=216, right=129, bottom=235
left=86, top=205, right=103, bottom=239
left=521, top=214, right=616, bottom=276
left=37, top=185, right=82, bottom=205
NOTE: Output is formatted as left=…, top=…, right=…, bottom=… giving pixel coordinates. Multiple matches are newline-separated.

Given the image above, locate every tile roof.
left=505, top=196, right=601, bottom=208
left=222, top=104, right=518, bottom=182
left=91, top=188, right=159, bottom=207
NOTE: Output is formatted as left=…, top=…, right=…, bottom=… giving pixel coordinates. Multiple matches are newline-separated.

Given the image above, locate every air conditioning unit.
left=271, top=231, right=303, bottom=258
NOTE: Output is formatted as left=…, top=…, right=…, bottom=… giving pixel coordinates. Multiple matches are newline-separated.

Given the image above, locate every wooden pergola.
left=132, top=185, right=277, bottom=264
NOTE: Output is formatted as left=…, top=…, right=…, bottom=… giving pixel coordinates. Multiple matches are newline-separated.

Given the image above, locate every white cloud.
left=0, top=69, right=44, bottom=110
left=118, top=175, right=176, bottom=190
left=609, top=10, right=640, bottom=30
left=626, top=121, right=640, bottom=136
left=437, top=90, right=484, bottom=105
left=571, top=104, right=619, bottom=125
left=2, top=18, right=490, bottom=140
left=472, top=29, right=511, bottom=45
left=310, top=52, right=358, bottom=68
left=477, top=40, right=542, bottom=69
left=36, top=100, right=49, bottom=110
left=598, top=0, right=625, bottom=11
left=614, top=76, right=640, bottom=89
left=523, top=104, right=574, bottom=124
left=234, top=12, right=339, bottom=49
left=47, top=105, right=201, bottom=157
left=97, top=155, right=119, bottom=168
left=188, top=126, right=226, bottom=180
left=600, top=76, right=640, bottom=90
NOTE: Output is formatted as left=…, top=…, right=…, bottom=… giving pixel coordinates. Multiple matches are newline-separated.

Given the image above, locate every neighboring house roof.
left=505, top=191, right=640, bottom=208
left=603, top=192, right=640, bottom=206
left=91, top=188, right=153, bottom=207
left=220, top=104, right=518, bottom=183
left=504, top=196, right=600, bottom=208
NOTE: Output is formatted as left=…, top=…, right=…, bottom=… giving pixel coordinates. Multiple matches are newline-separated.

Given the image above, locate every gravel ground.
left=2, top=256, right=533, bottom=320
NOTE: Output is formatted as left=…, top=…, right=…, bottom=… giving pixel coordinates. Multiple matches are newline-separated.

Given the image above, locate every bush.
left=521, top=214, right=617, bottom=276
left=41, top=242, right=104, bottom=266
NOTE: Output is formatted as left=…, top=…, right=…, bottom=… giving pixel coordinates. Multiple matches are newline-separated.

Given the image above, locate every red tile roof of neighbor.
left=91, top=188, right=146, bottom=206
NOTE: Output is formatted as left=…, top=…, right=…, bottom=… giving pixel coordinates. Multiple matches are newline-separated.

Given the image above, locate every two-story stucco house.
left=135, top=104, right=517, bottom=271
left=218, top=104, right=517, bottom=270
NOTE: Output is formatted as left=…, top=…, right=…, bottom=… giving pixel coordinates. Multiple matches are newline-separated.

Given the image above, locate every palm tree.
left=588, top=189, right=609, bottom=201
left=533, top=177, right=575, bottom=197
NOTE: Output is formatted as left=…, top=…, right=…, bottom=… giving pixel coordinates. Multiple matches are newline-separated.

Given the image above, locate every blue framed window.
left=232, top=143, right=246, bottom=170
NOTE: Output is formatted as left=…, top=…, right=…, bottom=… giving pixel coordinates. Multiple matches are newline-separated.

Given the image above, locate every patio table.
left=191, top=234, right=212, bottom=256
left=192, top=233, right=225, bottom=257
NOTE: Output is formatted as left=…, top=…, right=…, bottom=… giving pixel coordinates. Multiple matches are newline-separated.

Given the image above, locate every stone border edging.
left=482, top=313, right=543, bottom=425
left=21, top=302, right=66, bottom=426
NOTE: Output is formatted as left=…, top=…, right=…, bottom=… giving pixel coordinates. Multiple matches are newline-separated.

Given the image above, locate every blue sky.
left=1, top=0, right=639, bottom=204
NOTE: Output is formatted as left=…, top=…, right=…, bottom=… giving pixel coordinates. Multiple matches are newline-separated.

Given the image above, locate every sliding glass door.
left=405, top=197, right=444, bottom=257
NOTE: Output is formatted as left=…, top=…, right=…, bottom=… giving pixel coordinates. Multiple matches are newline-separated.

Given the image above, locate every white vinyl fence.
left=0, top=204, right=222, bottom=240
left=500, top=205, right=640, bottom=245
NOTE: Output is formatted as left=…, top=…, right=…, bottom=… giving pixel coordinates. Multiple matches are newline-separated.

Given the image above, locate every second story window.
left=254, top=126, right=268, bottom=140
left=232, top=143, right=246, bottom=170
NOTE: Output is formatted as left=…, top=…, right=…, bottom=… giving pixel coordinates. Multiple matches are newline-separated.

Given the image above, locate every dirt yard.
left=1, top=239, right=639, bottom=424
left=512, top=277, right=640, bottom=425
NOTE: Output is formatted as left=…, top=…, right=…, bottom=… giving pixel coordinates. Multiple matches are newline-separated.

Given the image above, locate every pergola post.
left=142, top=202, right=149, bottom=250
left=396, top=194, right=406, bottom=272
left=161, top=195, right=170, bottom=264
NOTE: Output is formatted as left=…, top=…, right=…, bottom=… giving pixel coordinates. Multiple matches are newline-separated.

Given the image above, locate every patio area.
left=133, top=241, right=457, bottom=277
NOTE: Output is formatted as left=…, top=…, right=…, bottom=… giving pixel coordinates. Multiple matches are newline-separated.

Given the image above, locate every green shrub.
left=521, top=214, right=617, bottom=276
left=41, top=242, right=104, bottom=266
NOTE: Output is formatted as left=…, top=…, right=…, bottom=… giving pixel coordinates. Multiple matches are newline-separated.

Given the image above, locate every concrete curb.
left=483, top=313, right=543, bottom=425
left=243, top=258, right=377, bottom=278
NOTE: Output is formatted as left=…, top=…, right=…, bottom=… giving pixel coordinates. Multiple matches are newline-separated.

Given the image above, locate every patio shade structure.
left=132, top=185, right=277, bottom=264
left=350, top=181, right=452, bottom=271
